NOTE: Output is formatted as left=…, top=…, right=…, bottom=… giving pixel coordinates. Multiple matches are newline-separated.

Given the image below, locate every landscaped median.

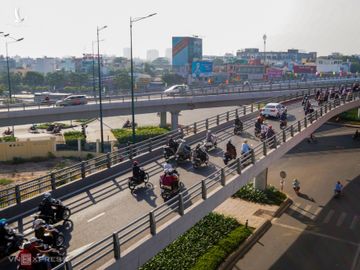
left=112, top=126, right=170, bottom=144
left=140, top=213, right=252, bottom=270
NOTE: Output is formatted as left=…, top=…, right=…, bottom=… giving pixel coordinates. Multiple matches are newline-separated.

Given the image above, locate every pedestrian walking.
left=280, top=178, right=285, bottom=191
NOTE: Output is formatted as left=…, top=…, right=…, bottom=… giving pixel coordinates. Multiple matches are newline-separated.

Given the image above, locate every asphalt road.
left=234, top=125, right=360, bottom=270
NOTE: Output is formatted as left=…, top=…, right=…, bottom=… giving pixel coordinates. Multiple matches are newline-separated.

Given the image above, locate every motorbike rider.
left=161, top=168, right=179, bottom=191
left=0, top=218, right=13, bottom=254
left=123, top=119, right=131, bottom=128
left=39, top=193, right=56, bottom=222
left=240, top=140, right=251, bottom=155
left=255, top=116, right=263, bottom=135
left=334, top=181, right=343, bottom=195
left=175, top=139, right=190, bottom=159
left=292, top=179, right=300, bottom=195
left=279, top=110, right=287, bottom=127
left=132, top=160, right=145, bottom=182
left=33, top=219, right=57, bottom=244
left=265, top=125, right=275, bottom=139
left=205, top=130, right=216, bottom=145
left=17, top=238, right=53, bottom=270
left=302, top=94, right=308, bottom=106
left=194, top=144, right=207, bottom=162
left=353, top=129, right=360, bottom=140
left=234, top=116, right=243, bottom=130
left=226, top=140, right=237, bottom=159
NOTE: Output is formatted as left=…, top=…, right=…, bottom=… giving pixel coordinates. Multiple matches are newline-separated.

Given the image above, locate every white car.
left=163, top=85, right=189, bottom=96
left=260, top=103, right=287, bottom=118
left=56, top=95, right=88, bottom=106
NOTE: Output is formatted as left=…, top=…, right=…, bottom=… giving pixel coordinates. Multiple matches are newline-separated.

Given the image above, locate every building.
left=236, top=48, right=317, bottom=67
left=146, top=49, right=159, bottom=62
left=58, top=57, right=76, bottom=72
left=172, top=36, right=202, bottom=75
left=0, top=56, right=16, bottom=72
left=123, top=48, right=131, bottom=59
left=32, top=57, right=56, bottom=74
left=316, top=57, right=351, bottom=73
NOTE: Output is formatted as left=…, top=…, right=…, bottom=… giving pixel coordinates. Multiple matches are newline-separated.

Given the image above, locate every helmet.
left=43, top=192, right=51, bottom=199
left=33, top=219, right=45, bottom=230
left=133, top=160, right=138, bottom=166
left=196, top=143, right=201, bottom=149
left=257, top=116, right=262, bottom=120
left=269, top=125, right=273, bottom=129
left=0, top=218, right=7, bottom=227
left=23, top=242, right=32, bottom=250
left=29, top=237, right=39, bottom=244
left=228, top=139, right=232, bottom=144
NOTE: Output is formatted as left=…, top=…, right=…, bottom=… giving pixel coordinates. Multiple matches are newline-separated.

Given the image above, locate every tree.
left=68, top=72, right=89, bottom=87
left=162, top=73, right=185, bottom=85
left=144, top=62, right=155, bottom=76
left=23, top=71, right=44, bottom=86
left=114, top=71, right=131, bottom=90
left=45, top=71, right=66, bottom=89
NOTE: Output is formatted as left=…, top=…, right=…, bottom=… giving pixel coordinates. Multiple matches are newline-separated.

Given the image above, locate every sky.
left=1, top=0, right=360, bottom=58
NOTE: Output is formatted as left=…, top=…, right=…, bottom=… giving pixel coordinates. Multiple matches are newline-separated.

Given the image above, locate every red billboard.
left=267, top=68, right=283, bottom=78
left=293, top=65, right=316, bottom=74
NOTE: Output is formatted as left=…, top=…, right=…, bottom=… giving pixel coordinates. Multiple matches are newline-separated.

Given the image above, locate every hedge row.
left=37, top=122, right=72, bottom=129
left=63, top=131, right=85, bottom=147
left=233, top=183, right=286, bottom=205
left=140, top=213, right=245, bottom=270
left=112, top=126, right=169, bottom=144
left=0, top=136, right=16, bottom=142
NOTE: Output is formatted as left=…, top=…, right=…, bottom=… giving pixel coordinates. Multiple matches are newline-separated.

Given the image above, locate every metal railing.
left=0, top=87, right=316, bottom=209
left=0, top=77, right=357, bottom=112
left=55, top=90, right=360, bottom=270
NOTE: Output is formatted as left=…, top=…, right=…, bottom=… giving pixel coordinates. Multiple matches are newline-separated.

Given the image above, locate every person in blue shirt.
left=241, top=140, right=251, bottom=155
left=335, top=181, right=343, bottom=194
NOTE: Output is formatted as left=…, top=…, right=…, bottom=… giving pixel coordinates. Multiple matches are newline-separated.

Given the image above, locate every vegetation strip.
left=233, top=183, right=286, bottom=205
left=112, top=126, right=169, bottom=144
left=140, top=213, right=251, bottom=270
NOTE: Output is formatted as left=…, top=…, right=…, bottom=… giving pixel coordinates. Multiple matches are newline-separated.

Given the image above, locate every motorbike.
left=241, top=151, right=253, bottom=167
left=29, top=125, right=39, bottom=134
left=37, top=200, right=72, bottom=228
left=163, top=145, right=177, bottom=161
left=280, top=120, right=287, bottom=130
left=0, top=228, right=26, bottom=258
left=128, top=169, right=150, bottom=191
left=192, top=150, right=209, bottom=168
left=233, top=124, right=243, bottom=135
left=293, top=186, right=300, bottom=195
left=175, top=145, right=192, bottom=163
left=334, top=189, right=342, bottom=199
left=34, top=224, right=66, bottom=248
left=223, top=151, right=236, bottom=165
left=123, top=121, right=137, bottom=129
left=2, top=130, right=13, bottom=136
left=159, top=174, right=183, bottom=201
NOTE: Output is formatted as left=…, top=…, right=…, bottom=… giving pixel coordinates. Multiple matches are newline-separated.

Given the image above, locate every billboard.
left=293, top=65, right=316, bottom=74
left=172, top=37, right=202, bottom=67
left=267, top=68, right=283, bottom=78
left=192, top=61, right=213, bottom=77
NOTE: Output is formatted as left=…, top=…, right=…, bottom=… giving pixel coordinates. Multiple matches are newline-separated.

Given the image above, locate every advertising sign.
left=267, top=68, right=283, bottom=78
left=293, top=65, right=316, bottom=74
left=192, top=61, right=213, bottom=77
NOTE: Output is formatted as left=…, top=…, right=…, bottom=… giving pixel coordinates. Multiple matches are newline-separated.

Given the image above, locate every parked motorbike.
left=128, top=169, right=150, bottom=191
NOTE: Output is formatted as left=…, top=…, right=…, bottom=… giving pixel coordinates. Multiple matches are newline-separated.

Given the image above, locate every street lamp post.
left=92, top=40, right=97, bottom=101
left=130, top=13, right=157, bottom=144
left=97, top=25, right=107, bottom=153
left=263, top=34, right=267, bottom=66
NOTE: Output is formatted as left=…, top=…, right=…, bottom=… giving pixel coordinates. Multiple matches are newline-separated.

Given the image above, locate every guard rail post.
left=315, top=110, right=318, bottom=120
left=251, top=149, right=255, bottom=164
left=235, top=108, right=239, bottom=117
left=251, top=104, right=254, bottom=112
left=221, top=168, right=226, bottom=186
left=320, top=107, right=323, bottom=116
left=149, top=211, right=156, bottom=235
left=15, top=185, right=21, bottom=204
left=50, top=173, right=56, bottom=190
left=236, top=158, right=241, bottom=174
left=257, top=103, right=261, bottom=111
left=201, top=179, right=207, bottom=200
left=65, top=260, right=73, bottom=270
left=193, top=122, right=197, bottom=134
left=298, top=121, right=301, bottom=132
left=282, top=130, right=286, bottom=143
left=112, top=233, right=121, bottom=260
left=290, top=125, right=294, bottom=137
left=81, top=161, right=86, bottom=179
left=148, top=138, right=152, bottom=152
left=243, top=106, right=246, bottom=115
left=304, top=117, right=308, bottom=127
left=216, top=115, right=220, bottom=126
left=178, top=193, right=184, bottom=216
left=309, top=113, right=313, bottom=124
left=129, top=144, right=133, bottom=159
left=205, top=119, right=209, bottom=130
left=273, top=135, right=278, bottom=149
left=106, top=152, right=111, bottom=169
left=263, top=141, right=267, bottom=156
left=226, top=112, right=229, bottom=122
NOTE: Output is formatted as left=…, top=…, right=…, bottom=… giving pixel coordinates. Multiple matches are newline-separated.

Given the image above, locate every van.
left=56, top=95, right=88, bottom=106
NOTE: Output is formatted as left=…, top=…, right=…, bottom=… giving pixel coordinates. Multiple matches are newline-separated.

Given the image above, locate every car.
left=260, top=102, right=287, bottom=118
left=56, top=95, right=88, bottom=106
left=163, top=85, right=190, bottom=96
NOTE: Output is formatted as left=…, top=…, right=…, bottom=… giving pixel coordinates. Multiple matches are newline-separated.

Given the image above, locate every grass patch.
left=0, top=136, right=16, bottom=142
left=112, top=126, right=169, bottom=144
left=0, top=178, right=13, bottom=186
left=37, top=122, right=72, bottom=129
left=233, top=183, right=286, bottom=205
left=140, top=213, right=251, bottom=270
left=339, top=108, right=360, bottom=122
left=64, top=131, right=85, bottom=147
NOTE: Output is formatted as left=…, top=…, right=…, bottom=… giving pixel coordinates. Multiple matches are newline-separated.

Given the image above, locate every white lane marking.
left=336, top=212, right=347, bottom=227
left=350, top=216, right=359, bottom=230
left=67, top=242, right=94, bottom=259
left=299, top=204, right=312, bottom=218
left=311, top=207, right=322, bottom=220
left=351, top=245, right=360, bottom=270
left=87, top=212, right=105, bottom=223
left=323, top=209, right=335, bottom=224
left=287, top=203, right=300, bottom=216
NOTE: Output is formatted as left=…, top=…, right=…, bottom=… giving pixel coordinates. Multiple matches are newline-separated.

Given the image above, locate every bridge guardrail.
left=0, top=87, right=319, bottom=209
left=55, top=90, right=360, bottom=270
left=0, top=77, right=356, bottom=112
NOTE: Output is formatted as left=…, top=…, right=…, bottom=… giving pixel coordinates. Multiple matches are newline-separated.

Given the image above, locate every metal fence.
left=0, top=87, right=319, bottom=209
left=52, top=90, right=360, bottom=270
left=0, top=77, right=357, bottom=112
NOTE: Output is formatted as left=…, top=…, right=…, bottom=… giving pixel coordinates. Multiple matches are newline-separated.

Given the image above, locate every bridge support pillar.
left=171, top=111, right=180, bottom=130
left=253, top=168, right=268, bottom=191
left=159, top=112, right=167, bottom=128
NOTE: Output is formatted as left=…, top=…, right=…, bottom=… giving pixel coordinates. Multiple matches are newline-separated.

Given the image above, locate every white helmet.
left=29, top=237, right=40, bottom=244
left=33, top=219, right=45, bottom=230
left=43, top=192, right=51, bottom=199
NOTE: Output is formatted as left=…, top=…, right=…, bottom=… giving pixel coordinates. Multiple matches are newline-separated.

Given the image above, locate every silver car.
left=56, top=95, right=88, bottom=106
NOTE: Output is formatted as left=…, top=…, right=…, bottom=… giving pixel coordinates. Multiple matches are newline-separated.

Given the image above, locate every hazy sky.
left=1, top=0, right=359, bottom=58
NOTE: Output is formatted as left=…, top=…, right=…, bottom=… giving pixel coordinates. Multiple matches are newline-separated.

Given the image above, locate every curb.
left=273, top=197, right=293, bottom=218
left=325, top=121, right=360, bottom=129
left=218, top=220, right=272, bottom=270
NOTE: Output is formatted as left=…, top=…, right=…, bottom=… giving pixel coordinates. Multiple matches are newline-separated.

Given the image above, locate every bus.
left=34, top=92, right=71, bottom=104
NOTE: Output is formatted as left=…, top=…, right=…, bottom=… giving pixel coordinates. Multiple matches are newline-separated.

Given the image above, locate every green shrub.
left=339, top=108, right=360, bottom=121
left=0, top=178, right=13, bottom=186
left=192, top=225, right=252, bottom=270
left=0, top=136, right=16, bottom=142
left=64, top=131, right=85, bottom=147
left=112, top=126, right=169, bottom=144
left=140, top=213, right=239, bottom=270
left=85, top=153, right=94, bottom=160
left=233, top=183, right=286, bottom=205
left=37, top=122, right=72, bottom=129
left=11, top=157, right=26, bottom=164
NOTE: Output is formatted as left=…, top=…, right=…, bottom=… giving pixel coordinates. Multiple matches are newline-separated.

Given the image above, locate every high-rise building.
left=172, top=37, right=202, bottom=74
left=123, top=48, right=131, bottom=59
left=146, top=49, right=159, bottom=62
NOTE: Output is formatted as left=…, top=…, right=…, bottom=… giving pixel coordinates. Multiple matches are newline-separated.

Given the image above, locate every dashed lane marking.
left=336, top=212, right=347, bottom=227
left=323, top=209, right=335, bottom=224
left=87, top=212, right=105, bottom=223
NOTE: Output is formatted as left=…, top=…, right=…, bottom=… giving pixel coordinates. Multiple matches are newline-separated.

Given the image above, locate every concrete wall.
left=0, top=137, right=56, bottom=161
left=105, top=98, right=360, bottom=270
